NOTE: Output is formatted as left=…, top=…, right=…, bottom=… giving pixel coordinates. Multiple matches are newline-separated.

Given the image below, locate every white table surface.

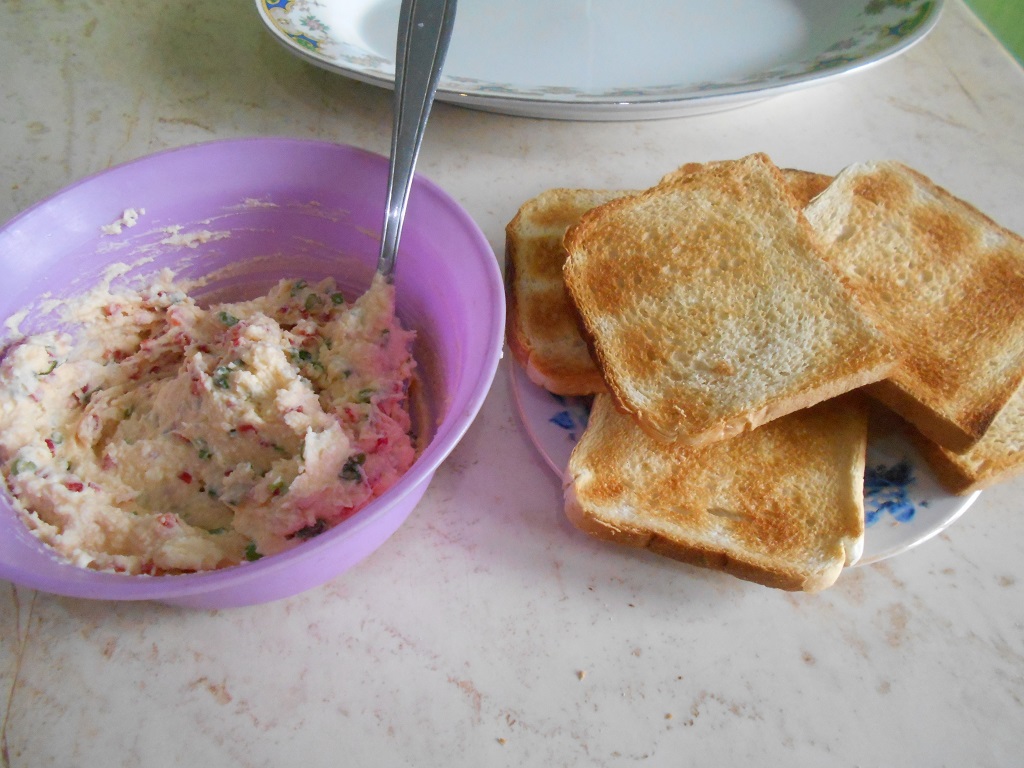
left=2, top=1, right=1023, bottom=766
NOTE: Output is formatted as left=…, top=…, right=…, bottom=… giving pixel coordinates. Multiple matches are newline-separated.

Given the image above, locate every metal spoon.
left=376, top=0, right=458, bottom=281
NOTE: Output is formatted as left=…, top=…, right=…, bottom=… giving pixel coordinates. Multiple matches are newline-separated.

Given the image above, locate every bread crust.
left=660, top=164, right=832, bottom=209
left=913, top=381, right=1024, bottom=494
left=867, top=379, right=982, bottom=454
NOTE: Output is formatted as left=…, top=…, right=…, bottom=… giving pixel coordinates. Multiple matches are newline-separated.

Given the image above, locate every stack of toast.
left=505, top=153, right=1024, bottom=592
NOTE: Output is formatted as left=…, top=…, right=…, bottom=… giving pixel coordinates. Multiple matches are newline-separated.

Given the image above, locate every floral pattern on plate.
left=509, top=361, right=979, bottom=565
left=255, top=0, right=942, bottom=119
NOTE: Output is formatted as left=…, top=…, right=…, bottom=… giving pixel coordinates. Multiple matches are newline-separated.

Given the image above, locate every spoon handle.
left=377, top=0, right=457, bottom=280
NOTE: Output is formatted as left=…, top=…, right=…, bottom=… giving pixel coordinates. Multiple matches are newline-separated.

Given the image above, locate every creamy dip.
left=0, top=272, right=417, bottom=574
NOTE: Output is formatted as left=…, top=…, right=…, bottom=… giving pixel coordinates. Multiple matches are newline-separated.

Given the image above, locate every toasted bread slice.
left=563, top=153, right=896, bottom=445
left=505, top=188, right=631, bottom=395
left=804, top=161, right=1024, bottom=452
left=505, top=169, right=833, bottom=397
left=914, top=382, right=1024, bottom=494
left=564, top=393, right=868, bottom=592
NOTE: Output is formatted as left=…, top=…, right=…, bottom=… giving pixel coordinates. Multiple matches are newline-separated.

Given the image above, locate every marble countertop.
left=1, top=1, right=1023, bottom=765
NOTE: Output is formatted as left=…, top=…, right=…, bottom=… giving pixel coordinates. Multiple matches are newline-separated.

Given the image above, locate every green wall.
left=965, top=0, right=1024, bottom=63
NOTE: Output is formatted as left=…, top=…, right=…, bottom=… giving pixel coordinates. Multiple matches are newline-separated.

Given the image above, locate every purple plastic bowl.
left=0, top=138, right=504, bottom=608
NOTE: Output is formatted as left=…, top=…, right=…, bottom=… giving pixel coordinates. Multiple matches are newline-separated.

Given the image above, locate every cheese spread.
left=0, top=272, right=417, bottom=574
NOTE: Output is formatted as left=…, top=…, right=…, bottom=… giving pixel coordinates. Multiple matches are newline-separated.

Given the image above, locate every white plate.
left=510, top=362, right=979, bottom=565
left=255, top=0, right=942, bottom=120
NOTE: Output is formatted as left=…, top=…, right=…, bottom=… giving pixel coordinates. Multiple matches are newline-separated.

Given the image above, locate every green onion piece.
left=218, top=311, right=240, bottom=327
left=244, top=543, right=262, bottom=561
left=213, top=366, right=232, bottom=389
left=339, top=453, right=366, bottom=482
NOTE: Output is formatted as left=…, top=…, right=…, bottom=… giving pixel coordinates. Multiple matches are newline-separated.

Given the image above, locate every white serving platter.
left=255, top=0, right=943, bottom=120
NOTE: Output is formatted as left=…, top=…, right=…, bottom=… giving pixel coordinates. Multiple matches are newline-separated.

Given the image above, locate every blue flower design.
left=550, top=411, right=575, bottom=430
left=548, top=395, right=592, bottom=443
left=864, top=458, right=916, bottom=526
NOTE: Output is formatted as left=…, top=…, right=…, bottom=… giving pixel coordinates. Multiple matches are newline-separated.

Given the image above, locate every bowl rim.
left=0, top=136, right=506, bottom=601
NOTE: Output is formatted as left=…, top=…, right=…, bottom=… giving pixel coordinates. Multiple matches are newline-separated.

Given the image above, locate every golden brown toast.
left=562, top=153, right=897, bottom=445
left=914, top=382, right=1024, bottom=494
left=504, top=168, right=832, bottom=398
left=804, top=161, right=1024, bottom=452
left=505, top=188, right=630, bottom=395
left=564, top=393, right=868, bottom=592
